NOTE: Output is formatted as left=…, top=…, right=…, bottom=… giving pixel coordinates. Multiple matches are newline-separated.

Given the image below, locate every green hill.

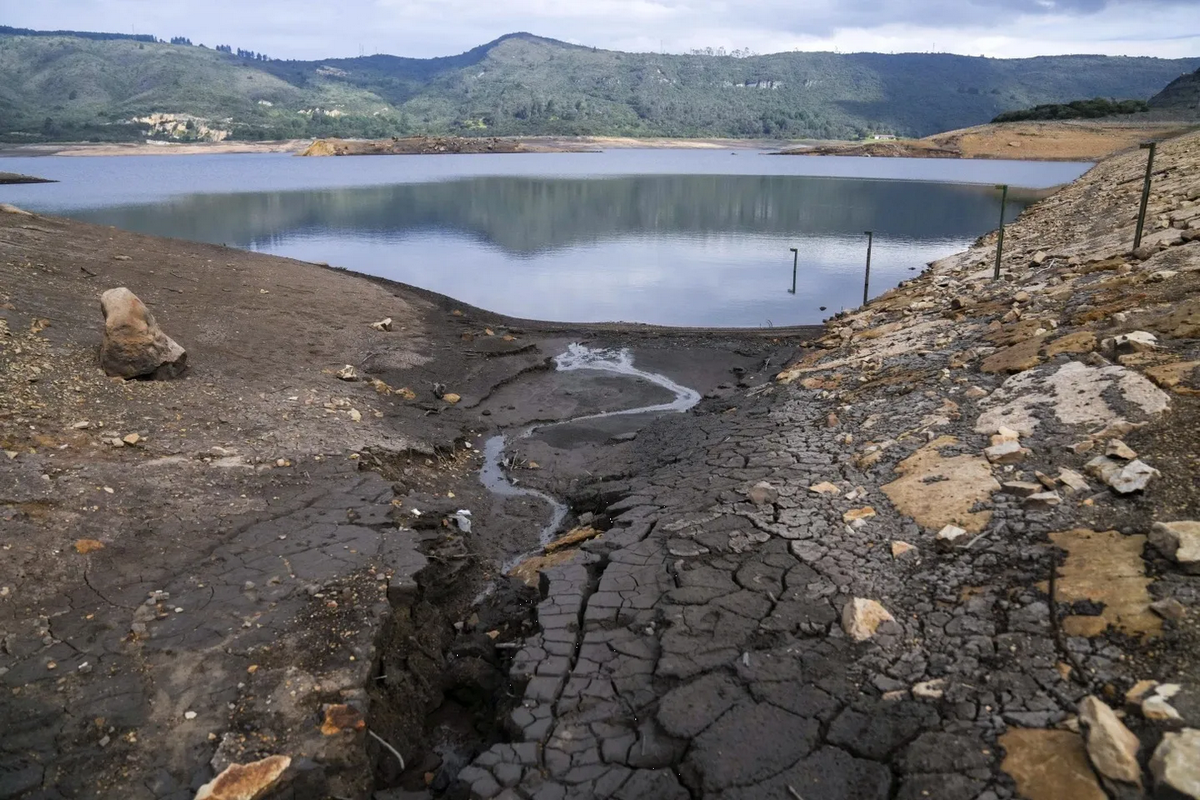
left=1149, top=66, right=1200, bottom=118
left=2, top=29, right=1198, bottom=143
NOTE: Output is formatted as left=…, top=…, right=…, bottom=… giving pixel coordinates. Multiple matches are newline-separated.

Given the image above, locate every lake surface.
left=0, top=150, right=1090, bottom=326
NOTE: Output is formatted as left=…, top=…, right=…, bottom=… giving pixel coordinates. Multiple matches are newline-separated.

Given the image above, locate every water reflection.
left=70, top=174, right=1034, bottom=326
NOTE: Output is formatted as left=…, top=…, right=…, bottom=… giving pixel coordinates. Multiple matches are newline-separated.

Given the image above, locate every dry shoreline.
left=9, top=120, right=1190, bottom=161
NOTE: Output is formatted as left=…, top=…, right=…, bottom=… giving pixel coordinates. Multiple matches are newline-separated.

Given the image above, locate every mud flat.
left=300, top=136, right=597, bottom=156
left=3, top=128, right=1200, bottom=800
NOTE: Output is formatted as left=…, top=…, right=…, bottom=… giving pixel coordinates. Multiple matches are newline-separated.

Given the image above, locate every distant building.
left=868, top=134, right=898, bottom=141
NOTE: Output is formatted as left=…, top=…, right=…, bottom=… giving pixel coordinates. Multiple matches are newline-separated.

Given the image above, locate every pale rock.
left=1013, top=290, right=1032, bottom=303
left=809, top=482, right=840, bottom=494
left=1148, top=270, right=1179, bottom=283
left=335, top=365, right=358, bottom=381
left=1126, top=680, right=1159, bottom=710
left=99, top=288, right=187, bottom=379
left=1085, top=456, right=1159, bottom=493
left=748, top=481, right=779, bottom=506
left=1024, top=491, right=1062, bottom=509
left=841, top=598, right=895, bottom=642
left=1151, top=729, right=1200, bottom=799
left=1105, top=439, right=1137, bottom=460
left=891, top=541, right=916, bottom=558
left=370, top=317, right=393, bottom=331
left=194, top=755, right=291, bottom=800
left=964, top=386, right=989, bottom=399
left=935, top=524, right=968, bottom=550
left=912, top=678, right=945, bottom=700
left=1151, top=597, right=1187, bottom=621
left=1031, top=251, right=1048, bottom=265
left=1001, top=481, right=1043, bottom=497
left=1058, top=469, right=1090, bottom=492
left=1078, top=695, right=1142, bottom=786
left=842, top=506, right=877, bottom=523
left=1143, top=694, right=1184, bottom=721
left=1105, top=331, right=1159, bottom=356
left=1149, top=521, right=1200, bottom=570
left=985, top=440, right=1029, bottom=464
left=1035, top=471, right=1058, bottom=489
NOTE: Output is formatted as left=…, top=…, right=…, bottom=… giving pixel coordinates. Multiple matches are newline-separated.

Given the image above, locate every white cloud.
left=4, top=0, right=1198, bottom=59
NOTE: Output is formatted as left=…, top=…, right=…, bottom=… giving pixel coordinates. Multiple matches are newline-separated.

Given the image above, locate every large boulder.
left=99, top=288, right=187, bottom=379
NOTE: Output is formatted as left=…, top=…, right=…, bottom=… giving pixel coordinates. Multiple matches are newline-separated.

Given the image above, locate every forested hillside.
left=1, top=29, right=1197, bottom=143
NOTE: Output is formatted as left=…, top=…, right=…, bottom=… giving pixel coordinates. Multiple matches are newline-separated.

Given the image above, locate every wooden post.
left=993, top=184, right=1008, bottom=280
left=863, top=231, right=873, bottom=306
left=1134, top=142, right=1156, bottom=251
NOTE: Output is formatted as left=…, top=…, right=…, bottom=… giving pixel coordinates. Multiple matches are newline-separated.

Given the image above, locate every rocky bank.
left=1, top=129, right=1199, bottom=800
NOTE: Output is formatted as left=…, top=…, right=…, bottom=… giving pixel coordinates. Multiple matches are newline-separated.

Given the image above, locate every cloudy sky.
left=6, top=0, right=1199, bottom=60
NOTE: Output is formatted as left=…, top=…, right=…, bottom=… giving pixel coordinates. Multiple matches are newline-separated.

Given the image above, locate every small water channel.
left=479, top=343, right=701, bottom=567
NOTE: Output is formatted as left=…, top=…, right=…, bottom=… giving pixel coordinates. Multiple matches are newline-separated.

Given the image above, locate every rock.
left=1035, top=471, right=1058, bottom=489
left=335, top=365, right=358, bottom=381
left=1151, top=597, right=1187, bottom=621
left=442, top=393, right=461, bottom=405
left=992, top=426, right=1021, bottom=444
left=1078, top=696, right=1142, bottom=787
left=964, top=386, right=988, bottom=399
left=935, top=525, right=968, bottom=551
left=1149, top=521, right=1200, bottom=570
left=1001, top=481, right=1043, bottom=497
left=370, top=317, right=393, bottom=331
left=842, top=506, right=876, bottom=523
left=1104, top=331, right=1159, bottom=356
left=194, top=755, right=291, bottom=800
left=1151, top=729, right=1200, bottom=799
left=1024, top=491, right=1062, bottom=510
left=912, top=679, right=945, bottom=700
left=985, top=440, right=1029, bottom=464
left=809, top=482, right=840, bottom=494
left=891, top=541, right=916, bottom=558
left=826, top=412, right=840, bottom=427
left=1058, top=469, right=1090, bottom=492
left=99, top=288, right=187, bottom=379
left=1105, top=439, right=1137, bottom=460
left=1085, top=456, right=1159, bottom=494
left=320, top=704, right=366, bottom=734
left=841, top=598, right=895, bottom=642
left=1044, top=331, right=1098, bottom=357
left=748, top=481, right=779, bottom=505
left=1126, top=680, right=1159, bottom=710
left=1132, top=246, right=1155, bottom=261
left=1031, top=251, right=1048, bottom=265
left=1143, top=685, right=1184, bottom=721
left=999, top=729, right=1106, bottom=800
left=1144, top=360, right=1200, bottom=390
left=1014, top=290, right=1032, bottom=303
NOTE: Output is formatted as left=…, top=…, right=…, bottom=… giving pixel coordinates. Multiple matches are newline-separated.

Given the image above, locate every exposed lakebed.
left=0, top=149, right=1089, bottom=326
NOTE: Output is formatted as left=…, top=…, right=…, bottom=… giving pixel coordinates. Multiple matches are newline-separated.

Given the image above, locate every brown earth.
left=778, top=120, right=1199, bottom=161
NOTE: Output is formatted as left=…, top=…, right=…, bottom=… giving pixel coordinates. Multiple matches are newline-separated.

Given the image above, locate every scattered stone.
left=1044, top=331, right=1098, bottom=357
left=1151, top=729, right=1200, bottom=799
left=935, top=524, right=968, bottom=551
left=1126, top=680, right=1159, bottom=710
left=194, top=755, right=291, bottom=800
left=74, top=539, right=105, bottom=554
left=122, top=432, right=141, bottom=446
left=985, top=440, right=1029, bottom=464
left=999, top=729, right=1106, bottom=800
left=809, top=481, right=840, bottom=494
left=748, top=481, right=779, bottom=505
left=370, top=317, right=393, bottom=331
left=1085, top=456, right=1160, bottom=494
left=1078, top=695, right=1142, bottom=787
left=1031, top=251, right=1048, bottom=265
left=1149, top=521, right=1200, bottom=571
left=912, top=679, right=945, bottom=700
left=1001, top=481, right=1043, bottom=497
left=1058, top=469, right=1090, bottom=492
left=826, top=412, right=840, bottom=427
left=1143, top=691, right=1184, bottom=721
left=841, top=598, right=895, bottom=642
left=99, top=287, right=187, bottom=379
left=992, top=425, right=1021, bottom=444
left=442, top=393, right=461, bottom=405
left=1151, top=597, right=1187, bottom=621
left=891, top=541, right=916, bottom=558
left=335, top=365, right=358, bottom=381
left=964, top=386, right=988, bottom=399
left=842, top=506, right=876, bottom=523
left=1013, top=290, right=1032, bottom=303
left=1105, top=439, right=1137, bottom=460
left=1035, top=470, right=1058, bottom=489
left=1144, top=360, right=1199, bottom=390
left=1024, top=491, right=1062, bottom=510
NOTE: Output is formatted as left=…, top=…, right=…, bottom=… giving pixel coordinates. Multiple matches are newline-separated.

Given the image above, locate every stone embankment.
left=448, top=131, right=1200, bottom=799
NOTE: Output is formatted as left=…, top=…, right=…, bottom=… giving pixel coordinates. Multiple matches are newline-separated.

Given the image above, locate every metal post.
left=994, top=184, right=1008, bottom=280
left=863, top=231, right=873, bottom=306
left=1134, top=142, right=1156, bottom=251
left=789, top=248, right=798, bottom=294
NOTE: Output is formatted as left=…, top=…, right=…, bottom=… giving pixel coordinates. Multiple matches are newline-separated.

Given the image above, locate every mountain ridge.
left=1, top=27, right=1198, bottom=143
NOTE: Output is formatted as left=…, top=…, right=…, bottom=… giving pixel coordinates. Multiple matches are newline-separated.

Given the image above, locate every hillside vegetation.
left=2, top=30, right=1198, bottom=143
left=1149, top=66, right=1200, bottom=118
left=991, top=97, right=1148, bottom=123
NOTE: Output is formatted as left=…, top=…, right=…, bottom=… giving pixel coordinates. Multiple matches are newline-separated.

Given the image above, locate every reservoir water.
left=0, top=149, right=1090, bottom=326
